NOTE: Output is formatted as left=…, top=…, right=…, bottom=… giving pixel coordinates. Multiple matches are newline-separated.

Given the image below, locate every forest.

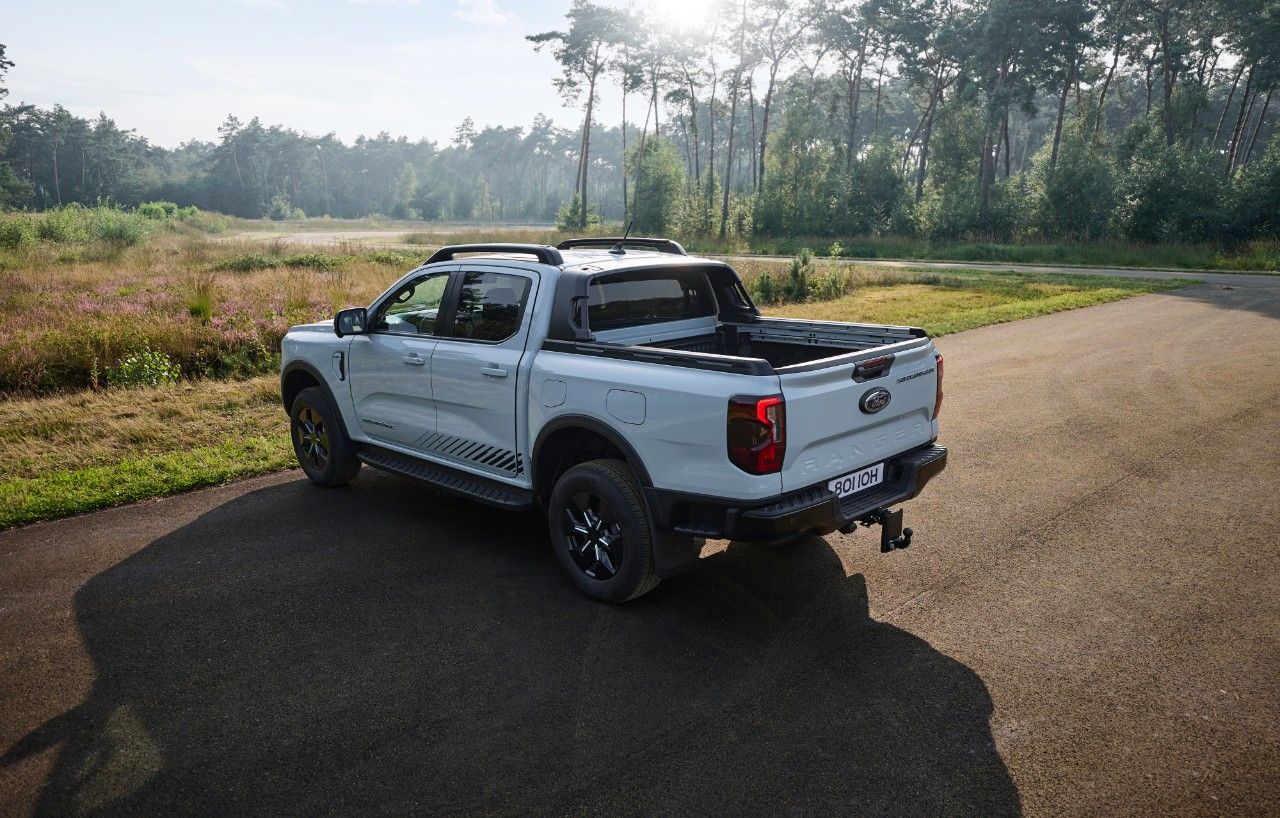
left=1, top=0, right=1278, bottom=247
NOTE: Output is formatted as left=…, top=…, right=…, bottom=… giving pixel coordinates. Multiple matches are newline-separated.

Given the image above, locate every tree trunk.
left=846, top=37, right=867, bottom=170
left=978, top=129, right=994, bottom=217
left=873, top=52, right=888, bottom=136
left=756, top=64, right=779, bottom=192
left=706, top=65, right=718, bottom=218
left=748, top=79, right=758, bottom=190
left=51, top=143, right=62, bottom=206
left=1152, top=61, right=1162, bottom=116
left=1160, top=17, right=1176, bottom=145
left=580, top=79, right=596, bottom=229
left=1226, top=66, right=1256, bottom=173
left=915, top=104, right=935, bottom=202
left=651, top=69, right=661, bottom=139
left=1230, top=86, right=1259, bottom=173
left=1002, top=108, right=1011, bottom=177
left=1242, top=87, right=1273, bottom=166
left=621, top=85, right=628, bottom=223
left=1213, top=63, right=1245, bottom=148
left=631, top=95, right=654, bottom=217
left=686, top=74, right=701, bottom=186
left=677, top=110, right=692, bottom=177
left=721, top=67, right=742, bottom=237
left=1095, top=44, right=1122, bottom=135
left=1050, top=56, right=1076, bottom=174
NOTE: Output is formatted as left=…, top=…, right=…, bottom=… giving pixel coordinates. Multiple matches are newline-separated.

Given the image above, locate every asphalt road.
left=1, top=277, right=1278, bottom=816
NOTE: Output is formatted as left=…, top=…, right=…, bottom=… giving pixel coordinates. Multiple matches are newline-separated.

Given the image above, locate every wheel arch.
left=281, top=361, right=355, bottom=440
left=281, top=361, right=328, bottom=413
left=532, top=415, right=653, bottom=507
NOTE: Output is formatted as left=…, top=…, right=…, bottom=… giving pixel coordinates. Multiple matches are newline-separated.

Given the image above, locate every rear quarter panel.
left=530, top=351, right=784, bottom=501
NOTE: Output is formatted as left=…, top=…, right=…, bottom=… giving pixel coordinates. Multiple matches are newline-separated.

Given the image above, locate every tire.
left=547, top=459, right=661, bottom=603
left=290, top=386, right=362, bottom=487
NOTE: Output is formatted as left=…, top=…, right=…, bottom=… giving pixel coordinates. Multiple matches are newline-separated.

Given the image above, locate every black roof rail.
left=555, top=237, right=688, bottom=256
left=425, top=244, right=565, bottom=266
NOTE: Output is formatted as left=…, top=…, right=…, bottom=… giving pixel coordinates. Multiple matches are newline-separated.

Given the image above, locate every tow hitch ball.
left=843, top=507, right=914, bottom=552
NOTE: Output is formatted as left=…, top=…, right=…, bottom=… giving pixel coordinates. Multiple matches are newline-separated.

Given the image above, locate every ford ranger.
left=280, top=237, right=947, bottom=602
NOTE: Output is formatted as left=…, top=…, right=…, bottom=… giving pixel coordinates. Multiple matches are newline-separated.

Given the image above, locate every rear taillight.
left=933, top=354, right=944, bottom=419
left=728, top=395, right=786, bottom=474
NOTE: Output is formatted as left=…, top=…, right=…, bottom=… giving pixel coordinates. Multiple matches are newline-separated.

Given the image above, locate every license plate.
left=828, top=462, right=885, bottom=498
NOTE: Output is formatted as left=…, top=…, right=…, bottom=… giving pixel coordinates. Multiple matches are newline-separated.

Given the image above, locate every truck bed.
left=603, top=317, right=927, bottom=372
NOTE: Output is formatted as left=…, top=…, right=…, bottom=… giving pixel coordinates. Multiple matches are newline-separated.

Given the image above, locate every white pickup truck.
left=280, top=238, right=947, bottom=602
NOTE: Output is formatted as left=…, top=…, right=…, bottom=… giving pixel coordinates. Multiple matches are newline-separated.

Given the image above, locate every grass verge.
left=0, top=268, right=1190, bottom=530
left=0, top=377, right=291, bottom=529
left=746, top=265, right=1190, bottom=335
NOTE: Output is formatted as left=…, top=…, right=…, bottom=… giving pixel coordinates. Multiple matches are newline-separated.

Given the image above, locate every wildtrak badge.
left=896, top=366, right=936, bottom=384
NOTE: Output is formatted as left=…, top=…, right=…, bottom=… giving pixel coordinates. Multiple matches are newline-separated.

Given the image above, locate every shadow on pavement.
left=2, top=475, right=1020, bottom=816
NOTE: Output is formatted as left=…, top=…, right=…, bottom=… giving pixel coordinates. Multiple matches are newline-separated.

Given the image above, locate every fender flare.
left=532, top=414, right=654, bottom=489
left=280, top=361, right=355, bottom=441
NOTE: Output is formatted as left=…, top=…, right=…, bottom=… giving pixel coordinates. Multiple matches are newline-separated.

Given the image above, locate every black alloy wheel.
left=290, top=386, right=362, bottom=487
left=562, top=492, right=626, bottom=580
left=294, top=404, right=330, bottom=472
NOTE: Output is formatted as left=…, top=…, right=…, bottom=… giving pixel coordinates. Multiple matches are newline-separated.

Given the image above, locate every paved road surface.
left=1, top=278, right=1277, bottom=816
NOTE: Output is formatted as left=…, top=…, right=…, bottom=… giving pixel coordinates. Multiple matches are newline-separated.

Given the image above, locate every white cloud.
left=347, top=0, right=422, bottom=5
left=453, top=0, right=511, bottom=26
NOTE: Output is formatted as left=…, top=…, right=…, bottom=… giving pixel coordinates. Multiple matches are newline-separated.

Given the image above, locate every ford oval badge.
left=859, top=387, right=892, bottom=414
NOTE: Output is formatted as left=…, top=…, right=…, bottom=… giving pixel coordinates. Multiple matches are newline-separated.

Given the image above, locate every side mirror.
left=334, top=307, right=368, bottom=338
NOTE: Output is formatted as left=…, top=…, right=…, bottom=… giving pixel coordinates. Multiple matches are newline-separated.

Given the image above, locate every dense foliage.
left=0, top=0, right=1277, bottom=245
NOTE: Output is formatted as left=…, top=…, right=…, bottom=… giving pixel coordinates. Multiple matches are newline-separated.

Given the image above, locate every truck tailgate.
left=778, top=339, right=939, bottom=493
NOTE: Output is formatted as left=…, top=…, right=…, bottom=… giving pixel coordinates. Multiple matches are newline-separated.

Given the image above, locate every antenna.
left=611, top=219, right=636, bottom=255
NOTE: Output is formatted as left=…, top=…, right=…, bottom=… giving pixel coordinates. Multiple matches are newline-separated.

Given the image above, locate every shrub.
left=781, top=248, right=815, bottom=302
left=367, top=250, right=419, bottom=266
left=213, top=253, right=278, bottom=273
left=105, top=346, right=181, bottom=389
left=812, top=269, right=850, bottom=301
left=752, top=272, right=779, bottom=305
left=282, top=253, right=347, bottom=272
left=36, top=205, right=90, bottom=243
left=90, top=208, right=151, bottom=248
left=265, top=193, right=304, bottom=221
left=0, top=217, right=35, bottom=250
left=136, top=201, right=179, bottom=220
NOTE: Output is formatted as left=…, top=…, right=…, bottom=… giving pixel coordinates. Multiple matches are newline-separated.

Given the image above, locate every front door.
left=347, top=268, right=453, bottom=449
left=427, top=266, right=536, bottom=479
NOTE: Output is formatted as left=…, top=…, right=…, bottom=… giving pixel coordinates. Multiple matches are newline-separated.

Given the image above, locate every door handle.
left=480, top=364, right=508, bottom=378
left=402, top=354, right=425, bottom=366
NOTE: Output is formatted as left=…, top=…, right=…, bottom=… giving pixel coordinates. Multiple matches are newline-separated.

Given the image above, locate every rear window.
left=587, top=269, right=716, bottom=330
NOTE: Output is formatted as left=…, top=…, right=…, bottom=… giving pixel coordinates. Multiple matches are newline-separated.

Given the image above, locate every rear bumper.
left=647, top=443, right=948, bottom=542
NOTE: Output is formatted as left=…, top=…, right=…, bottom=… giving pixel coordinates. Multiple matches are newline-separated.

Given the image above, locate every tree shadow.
left=2, top=475, right=1020, bottom=816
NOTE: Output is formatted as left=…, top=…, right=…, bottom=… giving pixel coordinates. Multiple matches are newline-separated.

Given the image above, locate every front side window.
left=450, top=271, right=531, bottom=342
left=377, top=272, right=450, bottom=335
left=587, top=269, right=716, bottom=330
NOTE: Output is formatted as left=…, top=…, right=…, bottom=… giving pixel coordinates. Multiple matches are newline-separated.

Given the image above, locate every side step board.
left=358, top=445, right=535, bottom=511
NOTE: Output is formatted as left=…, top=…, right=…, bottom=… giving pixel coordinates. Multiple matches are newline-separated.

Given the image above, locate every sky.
left=1, top=0, right=690, bottom=148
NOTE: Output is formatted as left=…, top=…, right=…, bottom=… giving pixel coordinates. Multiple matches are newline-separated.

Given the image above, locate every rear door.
left=427, top=265, right=537, bottom=479
left=776, top=340, right=939, bottom=492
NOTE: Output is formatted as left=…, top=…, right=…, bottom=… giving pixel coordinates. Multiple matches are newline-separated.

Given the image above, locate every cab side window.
left=450, top=272, right=531, bottom=342
left=377, top=272, right=450, bottom=335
